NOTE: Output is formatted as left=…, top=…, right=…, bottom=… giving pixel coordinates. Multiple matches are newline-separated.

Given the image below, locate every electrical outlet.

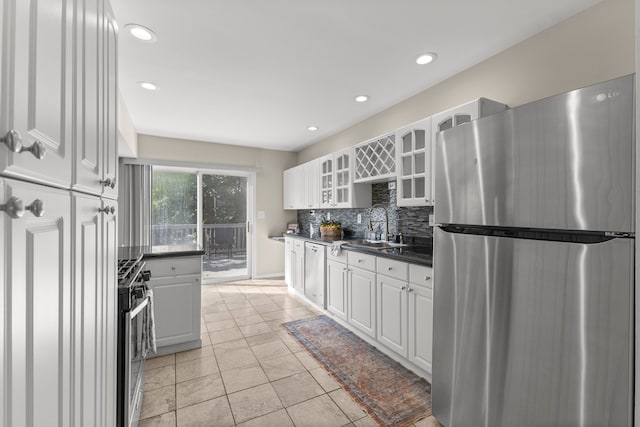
left=257, top=210, right=265, bottom=219
left=327, top=212, right=330, bottom=220
left=388, top=181, right=396, bottom=190
left=428, top=213, right=435, bottom=226
left=357, top=214, right=362, bottom=224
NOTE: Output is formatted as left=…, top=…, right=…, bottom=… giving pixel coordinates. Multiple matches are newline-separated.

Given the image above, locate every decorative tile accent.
left=297, top=183, right=433, bottom=241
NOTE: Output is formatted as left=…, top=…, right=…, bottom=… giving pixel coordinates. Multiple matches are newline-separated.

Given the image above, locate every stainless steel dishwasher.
left=304, top=242, right=326, bottom=308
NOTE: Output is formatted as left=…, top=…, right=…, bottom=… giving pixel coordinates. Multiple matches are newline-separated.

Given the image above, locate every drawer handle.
left=1, top=130, right=46, bottom=159
left=357, top=259, right=364, bottom=263
left=408, top=287, right=414, bottom=292
left=387, top=267, right=393, bottom=271
left=401, top=286, right=407, bottom=291
left=425, top=276, right=431, bottom=281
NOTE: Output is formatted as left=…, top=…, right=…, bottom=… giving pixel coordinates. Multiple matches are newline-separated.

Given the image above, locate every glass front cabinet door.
left=396, top=117, right=432, bottom=207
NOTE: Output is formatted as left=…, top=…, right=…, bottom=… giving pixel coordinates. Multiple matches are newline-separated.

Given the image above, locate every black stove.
left=117, top=252, right=145, bottom=287
left=117, top=250, right=152, bottom=427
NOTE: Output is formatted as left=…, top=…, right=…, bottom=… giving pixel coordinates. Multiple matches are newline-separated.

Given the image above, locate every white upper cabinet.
left=319, top=153, right=334, bottom=208
left=431, top=98, right=506, bottom=135
left=283, top=159, right=319, bottom=210
left=73, top=0, right=118, bottom=199
left=102, top=7, right=118, bottom=199
left=303, top=159, right=319, bottom=209
left=1, top=0, right=119, bottom=198
left=1, top=0, right=74, bottom=188
left=283, top=168, right=297, bottom=210
left=396, top=117, right=432, bottom=207
left=354, top=133, right=396, bottom=183
left=320, top=147, right=371, bottom=209
left=431, top=98, right=507, bottom=204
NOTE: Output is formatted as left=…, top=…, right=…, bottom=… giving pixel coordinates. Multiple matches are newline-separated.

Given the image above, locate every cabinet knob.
left=401, top=286, right=407, bottom=291
left=100, top=177, right=116, bottom=189
left=0, top=196, right=24, bottom=218
left=408, top=288, right=414, bottom=292
left=0, top=196, right=45, bottom=218
left=425, top=276, right=431, bottom=281
left=387, top=267, right=393, bottom=271
left=99, top=206, right=115, bottom=215
left=1, top=130, right=46, bottom=159
left=26, top=199, right=45, bottom=217
left=171, top=265, right=176, bottom=270
left=357, top=259, right=364, bottom=263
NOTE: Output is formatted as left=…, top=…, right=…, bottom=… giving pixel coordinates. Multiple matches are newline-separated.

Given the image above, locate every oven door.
left=125, top=294, right=150, bottom=427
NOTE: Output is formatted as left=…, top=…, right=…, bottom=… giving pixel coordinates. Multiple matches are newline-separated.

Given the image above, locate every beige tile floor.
left=139, top=278, right=442, bottom=427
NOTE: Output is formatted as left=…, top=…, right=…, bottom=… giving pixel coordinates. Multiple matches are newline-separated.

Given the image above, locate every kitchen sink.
left=346, top=240, right=408, bottom=250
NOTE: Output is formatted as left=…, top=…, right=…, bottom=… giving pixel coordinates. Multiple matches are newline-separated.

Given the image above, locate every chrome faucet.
left=367, top=204, right=390, bottom=241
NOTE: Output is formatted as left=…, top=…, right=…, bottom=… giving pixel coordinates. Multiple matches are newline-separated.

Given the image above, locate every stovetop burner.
left=117, top=252, right=145, bottom=287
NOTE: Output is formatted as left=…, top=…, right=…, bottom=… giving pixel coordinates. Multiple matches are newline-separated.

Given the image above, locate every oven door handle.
left=129, top=295, right=149, bottom=318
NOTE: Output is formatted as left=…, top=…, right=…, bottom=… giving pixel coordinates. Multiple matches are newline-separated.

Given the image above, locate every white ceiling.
left=111, top=0, right=602, bottom=152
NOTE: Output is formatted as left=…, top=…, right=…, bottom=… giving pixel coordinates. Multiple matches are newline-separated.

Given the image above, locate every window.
left=151, top=169, right=198, bottom=246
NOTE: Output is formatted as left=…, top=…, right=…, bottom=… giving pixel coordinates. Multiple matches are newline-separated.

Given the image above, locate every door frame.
left=148, top=163, right=256, bottom=283
left=197, top=168, right=255, bottom=283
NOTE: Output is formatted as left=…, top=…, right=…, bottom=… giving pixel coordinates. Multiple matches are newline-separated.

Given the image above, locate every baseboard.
left=150, top=339, right=202, bottom=357
left=253, top=272, right=285, bottom=279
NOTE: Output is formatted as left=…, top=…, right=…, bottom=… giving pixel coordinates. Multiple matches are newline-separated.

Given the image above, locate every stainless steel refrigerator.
left=432, top=74, right=634, bottom=427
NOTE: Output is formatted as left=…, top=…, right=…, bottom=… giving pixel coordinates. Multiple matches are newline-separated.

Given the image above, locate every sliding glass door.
left=201, top=174, right=249, bottom=281
left=151, top=166, right=253, bottom=282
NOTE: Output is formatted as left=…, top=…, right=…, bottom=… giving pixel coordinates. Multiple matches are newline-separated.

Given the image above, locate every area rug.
left=282, top=315, right=431, bottom=427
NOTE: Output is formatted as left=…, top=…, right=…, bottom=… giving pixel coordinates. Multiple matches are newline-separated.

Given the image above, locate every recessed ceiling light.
left=138, top=81, right=158, bottom=91
left=355, top=95, right=369, bottom=103
left=416, top=52, right=437, bottom=65
left=308, top=126, right=319, bottom=131
left=125, top=24, right=158, bottom=42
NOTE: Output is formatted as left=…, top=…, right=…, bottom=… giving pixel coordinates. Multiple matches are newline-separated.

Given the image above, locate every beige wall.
left=298, top=0, right=635, bottom=163
left=118, top=92, right=138, bottom=157
left=137, top=134, right=298, bottom=278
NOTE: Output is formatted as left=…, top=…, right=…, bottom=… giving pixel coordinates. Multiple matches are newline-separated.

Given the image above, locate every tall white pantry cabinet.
left=0, top=0, right=119, bottom=426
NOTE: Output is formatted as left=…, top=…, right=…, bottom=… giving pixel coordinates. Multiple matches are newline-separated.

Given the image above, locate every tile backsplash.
left=296, top=183, right=433, bottom=241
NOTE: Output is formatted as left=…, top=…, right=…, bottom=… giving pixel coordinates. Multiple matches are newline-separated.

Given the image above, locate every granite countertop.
left=118, top=244, right=205, bottom=261
left=281, top=233, right=433, bottom=267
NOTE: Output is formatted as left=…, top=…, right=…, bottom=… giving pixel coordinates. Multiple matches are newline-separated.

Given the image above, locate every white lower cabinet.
left=376, top=274, right=408, bottom=356
left=145, top=256, right=202, bottom=353
left=283, top=237, right=433, bottom=377
left=408, top=264, right=433, bottom=373
left=72, top=194, right=118, bottom=427
left=326, top=259, right=348, bottom=321
left=408, top=282, right=433, bottom=373
left=2, top=178, right=72, bottom=427
left=292, top=239, right=305, bottom=293
left=284, top=237, right=293, bottom=286
left=374, top=257, right=433, bottom=375
left=2, top=178, right=116, bottom=426
left=347, top=266, right=376, bottom=339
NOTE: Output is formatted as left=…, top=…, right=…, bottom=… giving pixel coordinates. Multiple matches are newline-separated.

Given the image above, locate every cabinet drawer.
left=409, top=264, right=433, bottom=289
left=376, top=257, right=408, bottom=281
left=145, top=257, right=201, bottom=278
left=348, top=251, right=376, bottom=271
